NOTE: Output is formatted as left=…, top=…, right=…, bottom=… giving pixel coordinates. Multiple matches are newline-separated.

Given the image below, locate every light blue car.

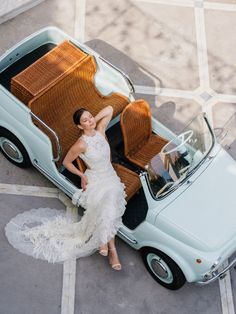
left=0, top=26, right=236, bottom=290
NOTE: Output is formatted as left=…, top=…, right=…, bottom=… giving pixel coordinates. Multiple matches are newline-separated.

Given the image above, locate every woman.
left=63, top=105, right=127, bottom=270
left=5, top=105, right=127, bottom=270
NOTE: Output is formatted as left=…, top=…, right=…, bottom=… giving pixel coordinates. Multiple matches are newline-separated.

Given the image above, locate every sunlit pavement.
left=0, top=0, right=236, bottom=314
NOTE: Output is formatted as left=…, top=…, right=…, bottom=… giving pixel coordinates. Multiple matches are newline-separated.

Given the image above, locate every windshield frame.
left=145, top=113, right=216, bottom=201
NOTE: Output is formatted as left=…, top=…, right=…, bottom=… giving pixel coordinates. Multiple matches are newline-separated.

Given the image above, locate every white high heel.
left=98, top=244, right=108, bottom=256
left=108, top=247, right=122, bottom=270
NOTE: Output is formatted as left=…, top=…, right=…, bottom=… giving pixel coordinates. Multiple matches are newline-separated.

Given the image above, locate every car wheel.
left=141, top=247, right=186, bottom=290
left=0, top=128, right=31, bottom=168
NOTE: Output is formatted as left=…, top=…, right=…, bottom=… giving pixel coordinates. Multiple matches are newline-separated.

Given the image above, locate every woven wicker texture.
left=76, top=156, right=141, bottom=201
left=76, top=157, right=87, bottom=174
left=120, top=99, right=168, bottom=168
left=11, top=40, right=87, bottom=104
left=28, top=54, right=129, bottom=166
left=112, top=163, right=141, bottom=200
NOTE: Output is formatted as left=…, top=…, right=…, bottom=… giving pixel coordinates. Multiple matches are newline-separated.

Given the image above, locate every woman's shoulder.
left=62, top=137, right=87, bottom=165
left=73, top=136, right=87, bottom=152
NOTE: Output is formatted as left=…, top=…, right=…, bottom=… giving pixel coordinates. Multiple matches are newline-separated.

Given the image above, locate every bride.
left=5, top=105, right=127, bottom=270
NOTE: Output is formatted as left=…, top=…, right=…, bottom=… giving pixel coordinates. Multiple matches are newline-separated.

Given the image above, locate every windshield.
left=146, top=113, right=214, bottom=199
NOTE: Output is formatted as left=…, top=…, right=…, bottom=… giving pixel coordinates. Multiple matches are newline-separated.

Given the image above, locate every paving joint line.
left=0, top=183, right=59, bottom=198
left=61, top=259, right=76, bottom=314
left=217, top=94, right=236, bottom=103
left=59, top=193, right=77, bottom=314
left=135, top=0, right=194, bottom=7
left=219, top=261, right=235, bottom=314
left=204, top=2, right=236, bottom=12
left=74, top=0, right=86, bottom=42
left=194, top=5, right=210, bottom=90
left=135, top=0, right=236, bottom=11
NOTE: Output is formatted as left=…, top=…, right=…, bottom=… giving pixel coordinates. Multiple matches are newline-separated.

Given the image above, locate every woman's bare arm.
left=95, top=105, right=113, bottom=135
left=62, top=140, right=86, bottom=177
left=62, top=139, right=88, bottom=191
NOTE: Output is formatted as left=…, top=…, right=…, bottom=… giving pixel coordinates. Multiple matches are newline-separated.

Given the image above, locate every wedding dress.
left=5, top=130, right=127, bottom=263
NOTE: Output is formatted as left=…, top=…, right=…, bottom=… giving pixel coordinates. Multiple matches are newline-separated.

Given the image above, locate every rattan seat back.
left=28, top=54, right=129, bottom=167
left=120, top=99, right=152, bottom=157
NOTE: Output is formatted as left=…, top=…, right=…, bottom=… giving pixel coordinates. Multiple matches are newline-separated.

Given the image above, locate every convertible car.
left=0, top=26, right=236, bottom=290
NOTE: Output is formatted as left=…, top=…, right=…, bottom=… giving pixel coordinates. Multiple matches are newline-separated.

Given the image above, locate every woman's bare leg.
left=108, top=237, right=115, bottom=249
left=108, top=236, right=121, bottom=270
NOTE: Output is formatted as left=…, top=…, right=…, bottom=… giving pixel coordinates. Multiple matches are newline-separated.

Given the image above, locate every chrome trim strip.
left=30, top=112, right=61, bottom=161
left=33, top=160, right=73, bottom=196
left=196, top=258, right=236, bottom=285
left=98, top=56, right=135, bottom=95
left=118, top=229, right=138, bottom=244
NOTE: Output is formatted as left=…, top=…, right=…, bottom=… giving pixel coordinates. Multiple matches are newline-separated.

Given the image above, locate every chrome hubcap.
left=147, top=253, right=173, bottom=284
left=0, top=137, right=23, bottom=163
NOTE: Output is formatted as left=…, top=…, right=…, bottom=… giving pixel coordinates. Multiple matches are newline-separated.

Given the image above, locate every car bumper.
left=196, top=257, right=236, bottom=285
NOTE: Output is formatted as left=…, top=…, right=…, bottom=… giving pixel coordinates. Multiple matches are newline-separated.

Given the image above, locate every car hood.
left=156, top=148, right=236, bottom=252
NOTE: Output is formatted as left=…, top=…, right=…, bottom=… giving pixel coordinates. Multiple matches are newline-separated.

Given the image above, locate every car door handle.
left=118, top=229, right=138, bottom=244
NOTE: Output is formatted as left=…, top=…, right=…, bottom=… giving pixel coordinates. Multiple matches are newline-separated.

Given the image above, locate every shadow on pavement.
left=85, top=38, right=162, bottom=88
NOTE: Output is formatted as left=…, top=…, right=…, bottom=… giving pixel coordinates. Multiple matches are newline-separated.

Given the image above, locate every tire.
left=141, top=247, right=186, bottom=290
left=0, top=128, right=31, bottom=168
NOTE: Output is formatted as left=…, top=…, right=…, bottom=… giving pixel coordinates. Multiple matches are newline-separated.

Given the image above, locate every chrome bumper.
left=196, top=257, right=236, bottom=285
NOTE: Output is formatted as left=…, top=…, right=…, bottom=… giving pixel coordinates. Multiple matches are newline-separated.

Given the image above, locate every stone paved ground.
left=0, top=0, right=236, bottom=314
left=0, top=0, right=45, bottom=24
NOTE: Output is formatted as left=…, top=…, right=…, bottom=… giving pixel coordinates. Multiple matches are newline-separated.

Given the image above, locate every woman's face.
left=79, top=111, right=96, bottom=130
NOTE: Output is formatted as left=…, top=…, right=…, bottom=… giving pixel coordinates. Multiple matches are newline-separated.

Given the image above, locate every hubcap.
left=0, top=137, right=23, bottom=163
left=147, top=253, right=173, bottom=284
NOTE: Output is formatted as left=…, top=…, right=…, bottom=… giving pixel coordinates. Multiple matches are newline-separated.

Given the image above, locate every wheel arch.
left=140, top=243, right=197, bottom=283
left=0, top=124, right=34, bottom=163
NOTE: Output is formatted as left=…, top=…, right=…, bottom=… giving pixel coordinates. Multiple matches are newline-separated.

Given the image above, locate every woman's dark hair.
left=73, top=108, right=88, bottom=125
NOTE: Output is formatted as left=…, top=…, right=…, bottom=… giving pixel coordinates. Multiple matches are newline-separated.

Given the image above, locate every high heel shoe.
left=108, top=248, right=122, bottom=271
left=98, top=244, right=108, bottom=256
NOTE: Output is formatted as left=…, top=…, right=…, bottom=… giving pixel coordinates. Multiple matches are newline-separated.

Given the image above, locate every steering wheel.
left=161, top=130, right=194, bottom=155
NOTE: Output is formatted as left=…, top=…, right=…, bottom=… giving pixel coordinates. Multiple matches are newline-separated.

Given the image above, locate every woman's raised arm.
left=95, top=105, right=113, bottom=135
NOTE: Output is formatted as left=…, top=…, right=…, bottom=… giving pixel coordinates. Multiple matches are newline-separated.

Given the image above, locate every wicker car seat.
left=27, top=51, right=129, bottom=167
left=120, top=99, right=168, bottom=169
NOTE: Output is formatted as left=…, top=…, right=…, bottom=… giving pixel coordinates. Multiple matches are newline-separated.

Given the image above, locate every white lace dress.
left=5, top=130, right=127, bottom=263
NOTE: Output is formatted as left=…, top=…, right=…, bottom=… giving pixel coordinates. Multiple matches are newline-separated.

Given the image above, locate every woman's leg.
left=99, top=236, right=117, bottom=256
left=108, top=236, right=116, bottom=249
left=108, top=236, right=121, bottom=270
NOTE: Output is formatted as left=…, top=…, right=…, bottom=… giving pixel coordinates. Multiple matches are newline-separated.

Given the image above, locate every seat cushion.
left=127, top=133, right=168, bottom=168
left=112, top=163, right=141, bottom=201
left=76, top=157, right=141, bottom=201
